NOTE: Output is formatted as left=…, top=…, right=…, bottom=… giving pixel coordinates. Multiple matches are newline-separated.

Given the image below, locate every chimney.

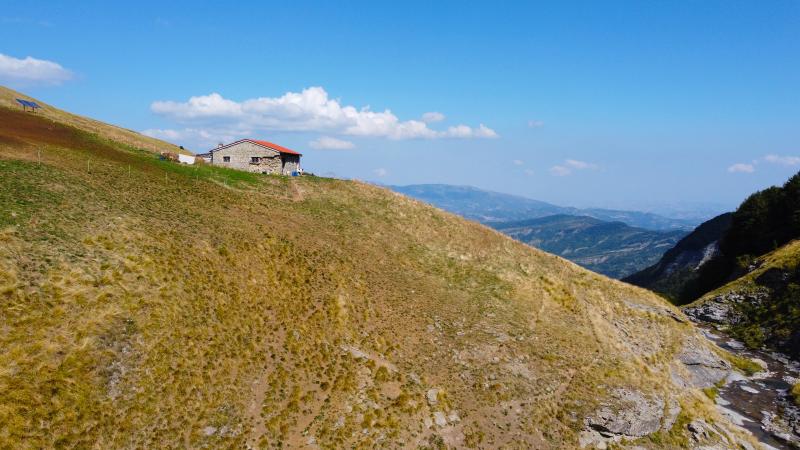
left=217, top=142, right=224, bottom=148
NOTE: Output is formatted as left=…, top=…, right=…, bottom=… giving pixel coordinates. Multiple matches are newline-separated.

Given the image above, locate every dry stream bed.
left=698, top=326, right=800, bottom=449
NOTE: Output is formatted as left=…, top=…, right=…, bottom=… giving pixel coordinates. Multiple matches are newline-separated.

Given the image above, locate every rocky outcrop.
left=673, top=338, right=732, bottom=388
left=683, top=289, right=768, bottom=325
left=686, top=419, right=756, bottom=450
left=761, top=410, right=800, bottom=446
left=580, top=335, right=735, bottom=447
left=585, top=389, right=665, bottom=438
left=580, top=389, right=678, bottom=448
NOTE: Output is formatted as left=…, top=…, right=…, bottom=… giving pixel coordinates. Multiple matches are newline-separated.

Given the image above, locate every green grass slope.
left=0, top=90, right=751, bottom=449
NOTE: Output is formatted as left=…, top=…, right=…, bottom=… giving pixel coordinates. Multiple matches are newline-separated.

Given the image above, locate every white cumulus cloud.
left=149, top=87, right=498, bottom=142
left=0, top=53, right=73, bottom=86
left=421, top=111, right=445, bottom=123
left=727, top=163, right=755, bottom=173
left=142, top=127, right=238, bottom=145
left=764, top=154, right=800, bottom=166
left=549, top=165, right=572, bottom=176
left=373, top=168, right=388, bottom=177
left=549, top=159, right=598, bottom=176
left=528, top=120, right=544, bottom=128
left=309, top=136, right=355, bottom=150
left=512, top=159, right=524, bottom=166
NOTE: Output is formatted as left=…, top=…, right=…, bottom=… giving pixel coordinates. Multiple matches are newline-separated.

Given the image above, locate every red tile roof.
left=250, top=139, right=302, bottom=155
left=211, top=139, right=302, bottom=156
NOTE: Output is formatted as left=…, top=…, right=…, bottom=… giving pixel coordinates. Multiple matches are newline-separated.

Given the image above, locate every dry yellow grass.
left=0, top=90, right=751, bottom=449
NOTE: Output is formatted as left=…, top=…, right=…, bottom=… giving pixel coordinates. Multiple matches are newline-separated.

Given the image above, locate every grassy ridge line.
left=0, top=85, right=187, bottom=155
left=0, top=107, right=745, bottom=448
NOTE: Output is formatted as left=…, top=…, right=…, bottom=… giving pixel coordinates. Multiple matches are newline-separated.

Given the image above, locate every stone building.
left=198, top=139, right=302, bottom=175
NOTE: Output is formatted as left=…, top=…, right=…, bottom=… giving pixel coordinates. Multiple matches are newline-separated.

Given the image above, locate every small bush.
left=792, top=383, right=800, bottom=406
left=702, top=386, right=718, bottom=401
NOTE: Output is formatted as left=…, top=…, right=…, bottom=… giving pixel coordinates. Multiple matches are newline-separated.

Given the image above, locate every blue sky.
left=2, top=1, right=799, bottom=215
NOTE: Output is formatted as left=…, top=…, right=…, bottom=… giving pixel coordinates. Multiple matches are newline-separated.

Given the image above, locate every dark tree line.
left=683, top=171, right=800, bottom=301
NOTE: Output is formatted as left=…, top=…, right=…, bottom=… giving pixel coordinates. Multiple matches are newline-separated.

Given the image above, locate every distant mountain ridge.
left=390, top=184, right=699, bottom=231
left=490, top=215, right=687, bottom=279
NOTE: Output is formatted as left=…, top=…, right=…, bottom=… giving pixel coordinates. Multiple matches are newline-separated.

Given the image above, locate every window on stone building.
left=251, top=156, right=260, bottom=163
left=223, top=156, right=230, bottom=162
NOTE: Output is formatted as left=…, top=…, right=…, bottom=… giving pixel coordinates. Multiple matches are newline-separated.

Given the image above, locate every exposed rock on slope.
left=684, top=240, right=800, bottom=358
left=630, top=170, right=800, bottom=307
left=583, top=389, right=669, bottom=441
left=673, top=337, right=733, bottom=388
left=0, top=89, right=754, bottom=449
left=624, top=213, right=733, bottom=303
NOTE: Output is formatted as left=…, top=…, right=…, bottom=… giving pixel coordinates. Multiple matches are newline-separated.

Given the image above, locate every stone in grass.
left=427, top=388, right=439, bottom=406
left=448, top=411, right=461, bottom=423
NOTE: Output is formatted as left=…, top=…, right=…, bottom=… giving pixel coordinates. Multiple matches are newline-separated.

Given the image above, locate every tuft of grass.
left=728, top=354, right=763, bottom=376
left=792, top=383, right=800, bottom=406
left=702, top=386, right=719, bottom=401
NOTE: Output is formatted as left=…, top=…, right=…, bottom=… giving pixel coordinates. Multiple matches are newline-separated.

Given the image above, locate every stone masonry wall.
left=210, top=141, right=301, bottom=175
left=281, top=154, right=300, bottom=175
left=210, top=141, right=279, bottom=174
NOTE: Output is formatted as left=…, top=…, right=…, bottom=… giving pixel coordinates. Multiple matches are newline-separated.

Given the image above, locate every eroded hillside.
left=0, top=94, right=757, bottom=449
left=685, top=240, right=800, bottom=357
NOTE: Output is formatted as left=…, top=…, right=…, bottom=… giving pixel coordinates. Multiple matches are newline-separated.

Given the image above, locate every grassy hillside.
left=491, top=215, right=686, bottom=279
left=0, top=86, right=186, bottom=155
left=0, top=91, right=751, bottom=448
left=685, top=240, right=800, bottom=356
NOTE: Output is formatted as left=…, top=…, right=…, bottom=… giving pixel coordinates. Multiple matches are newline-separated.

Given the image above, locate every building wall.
left=282, top=154, right=301, bottom=175
left=211, top=141, right=281, bottom=173
left=210, top=141, right=302, bottom=175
